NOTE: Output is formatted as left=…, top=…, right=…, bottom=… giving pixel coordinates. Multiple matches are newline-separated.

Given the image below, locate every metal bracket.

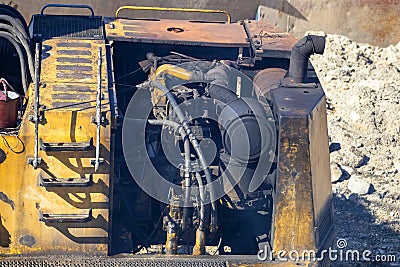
left=28, top=109, right=44, bottom=123
left=90, top=158, right=105, bottom=166
left=91, top=115, right=107, bottom=125
left=280, top=77, right=318, bottom=88
left=27, top=157, right=42, bottom=166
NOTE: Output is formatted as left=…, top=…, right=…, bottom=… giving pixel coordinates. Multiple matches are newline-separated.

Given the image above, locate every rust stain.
left=360, top=1, right=399, bottom=45
left=105, top=18, right=250, bottom=47
left=345, top=0, right=400, bottom=46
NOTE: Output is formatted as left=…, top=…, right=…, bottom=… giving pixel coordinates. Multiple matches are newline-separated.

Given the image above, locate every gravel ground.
left=311, top=35, right=400, bottom=266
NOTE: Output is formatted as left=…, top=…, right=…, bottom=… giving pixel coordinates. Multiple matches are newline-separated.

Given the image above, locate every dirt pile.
left=311, top=34, right=400, bottom=265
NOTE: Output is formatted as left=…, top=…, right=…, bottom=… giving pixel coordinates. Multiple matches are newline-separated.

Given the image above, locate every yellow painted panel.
left=41, top=39, right=107, bottom=85
left=0, top=38, right=112, bottom=256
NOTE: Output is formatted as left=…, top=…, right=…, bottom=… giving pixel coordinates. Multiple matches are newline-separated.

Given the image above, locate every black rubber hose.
left=205, top=65, right=237, bottom=104
left=0, top=14, right=29, bottom=40
left=0, top=31, right=28, bottom=93
left=0, top=23, right=34, bottom=80
left=147, top=119, right=201, bottom=230
left=0, top=5, right=29, bottom=33
left=287, top=35, right=326, bottom=83
left=149, top=81, right=218, bottom=233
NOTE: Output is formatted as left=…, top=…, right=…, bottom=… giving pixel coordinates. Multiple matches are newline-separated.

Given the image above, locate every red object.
left=0, top=80, right=19, bottom=128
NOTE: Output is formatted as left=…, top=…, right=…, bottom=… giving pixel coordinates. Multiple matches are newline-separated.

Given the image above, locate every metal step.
left=39, top=209, right=92, bottom=223
left=39, top=138, right=93, bottom=152
left=38, top=174, right=92, bottom=187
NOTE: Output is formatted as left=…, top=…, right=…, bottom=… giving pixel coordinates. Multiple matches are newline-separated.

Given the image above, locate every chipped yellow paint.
left=155, top=64, right=193, bottom=81
left=40, top=39, right=107, bottom=85
left=0, top=38, right=112, bottom=255
left=272, top=118, right=316, bottom=254
left=192, top=229, right=205, bottom=256
left=150, top=64, right=193, bottom=107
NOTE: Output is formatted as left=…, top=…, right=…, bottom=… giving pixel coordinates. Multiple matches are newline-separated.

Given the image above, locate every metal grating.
left=315, top=203, right=335, bottom=248
left=32, top=15, right=103, bottom=39
left=0, top=257, right=227, bottom=267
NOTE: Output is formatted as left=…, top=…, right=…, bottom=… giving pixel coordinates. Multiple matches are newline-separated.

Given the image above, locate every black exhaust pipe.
left=288, top=35, right=326, bottom=83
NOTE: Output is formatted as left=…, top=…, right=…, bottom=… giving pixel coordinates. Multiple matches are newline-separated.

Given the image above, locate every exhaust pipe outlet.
left=288, top=34, right=326, bottom=83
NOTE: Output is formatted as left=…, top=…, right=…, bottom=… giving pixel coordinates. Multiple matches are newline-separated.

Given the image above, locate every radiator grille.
left=32, top=15, right=103, bottom=39
left=315, top=202, right=335, bottom=249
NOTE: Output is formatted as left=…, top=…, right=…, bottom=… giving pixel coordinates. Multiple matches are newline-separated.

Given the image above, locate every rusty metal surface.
left=104, top=17, right=250, bottom=47
left=258, top=0, right=400, bottom=47
left=272, top=115, right=316, bottom=251
left=244, top=20, right=297, bottom=59
left=11, top=0, right=261, bottom=25
left=4, top=0, right=399, bottom=46
left=308, top=97, right=335, bottom=249
left=253, top=68, right=287, bottom=100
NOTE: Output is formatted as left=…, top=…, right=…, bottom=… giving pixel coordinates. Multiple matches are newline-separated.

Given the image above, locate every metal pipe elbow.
left=288, top=34, right=326, bottom=83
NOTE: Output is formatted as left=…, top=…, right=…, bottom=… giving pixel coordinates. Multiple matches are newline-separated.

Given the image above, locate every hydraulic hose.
left=0, top=4, right=29, bottom=31
left=287, top=35, right=326, bottom=83
left=0, top=31, right=28, bottom=93
left=147, top=119, right=198, bottom=221
left=147, top=119, right=191, bottom=183
left=0, top=14, right=29, bottom=40
left=0, top=23, right=34, bottom=81
left=205, top=65, right=236, bottom=103
left=148, top=119, right=206, bottom=255
left=149, top=81, right=218, bottom=233
left=147, top=119, right=205, bottom=228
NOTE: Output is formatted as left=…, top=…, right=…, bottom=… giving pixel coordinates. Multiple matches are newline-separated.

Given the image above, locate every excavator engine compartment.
left=0, top=4, right=334, bottom=266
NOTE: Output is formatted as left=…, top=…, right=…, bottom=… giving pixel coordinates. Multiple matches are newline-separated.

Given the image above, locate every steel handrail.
left=40, top=4, right=95, bottom=17
left=115, top=5, right=231, bottom=23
